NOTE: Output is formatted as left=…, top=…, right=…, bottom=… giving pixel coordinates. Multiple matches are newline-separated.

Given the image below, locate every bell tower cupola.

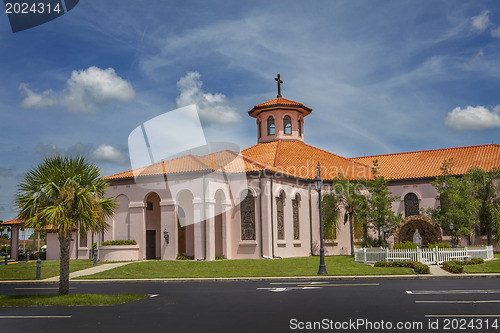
left=248, top=74, right=312, bottom=143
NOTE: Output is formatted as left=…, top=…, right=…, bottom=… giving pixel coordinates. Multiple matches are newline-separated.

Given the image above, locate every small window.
left=284, top=116, right=292, bottom=135
left=258, top=121, right=262, bottom=138
left=298, top=119, right=302, bottom=136
left=267, top=116, right=275, bottom=135
left=404, top=193, right=419, bottom=217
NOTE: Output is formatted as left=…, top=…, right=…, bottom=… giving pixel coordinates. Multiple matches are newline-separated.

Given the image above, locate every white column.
left=193, top=199, right=205, bottom=260
left=222, top=200, right=233, bottom=259
left=160, top=199, right=176, bottom=260
left=205, top=199, right=216, bottom=261
left=129, top=202, right=146, bottom=260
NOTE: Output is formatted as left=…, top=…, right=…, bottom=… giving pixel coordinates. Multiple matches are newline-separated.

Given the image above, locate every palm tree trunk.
left=58, top=233, right=71, bottom=296
left=349, top=214, right=354, bottom=256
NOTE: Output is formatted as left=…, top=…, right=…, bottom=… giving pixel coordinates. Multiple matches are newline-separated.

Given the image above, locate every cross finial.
left=275, top=74, right=283, bottom=98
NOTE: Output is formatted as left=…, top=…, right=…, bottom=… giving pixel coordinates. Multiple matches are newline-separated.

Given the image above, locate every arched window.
left=276, top=191, right=285, bottom=240
left=240, top=191, right=256, bottom=240
left=258, top=121, right=261, bottom=138
left=267, top=116, right=275, bottom=135
left=404, top=193, right=419, bottom=217
left=292, top=193, right=300, bottom=240
left=298, top=119, right=302, bottom=137
left=284, top=115, right=292, bottom=135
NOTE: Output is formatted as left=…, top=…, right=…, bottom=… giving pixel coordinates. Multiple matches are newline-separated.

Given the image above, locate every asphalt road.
left=1, top=278, right=500, bottom=333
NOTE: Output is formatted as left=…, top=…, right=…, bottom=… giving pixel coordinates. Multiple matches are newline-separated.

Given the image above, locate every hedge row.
left=374, top=260, right=430, bottom=274
left=441, top=257, right=484, bottom=273
left=101, top=240, right=137, bottom=246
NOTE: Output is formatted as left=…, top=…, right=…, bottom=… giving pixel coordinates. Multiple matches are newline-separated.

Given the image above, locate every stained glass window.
left=240, top=191, right=256, bottom=240
left=277, top=191, right=285, bottom=240
left=292, top=193, right=300, bottom=240
left=404, top=193, right=419, bottom=217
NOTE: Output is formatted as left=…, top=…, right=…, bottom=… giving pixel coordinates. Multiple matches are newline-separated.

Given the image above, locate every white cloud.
left=491, top=27, right=500, bottom=38
left=91, top=144, right=127, bottom=164
left=445, top=105, right=500, bottom=131
left=176, top=71, right=241, bottom=125
left=471, top=10, right=490, bottom=32
left=19, top=66, right=136, bottom=112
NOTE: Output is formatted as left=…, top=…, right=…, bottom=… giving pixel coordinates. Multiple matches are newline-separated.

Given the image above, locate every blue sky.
left=1, top=1, right=500, bottom=221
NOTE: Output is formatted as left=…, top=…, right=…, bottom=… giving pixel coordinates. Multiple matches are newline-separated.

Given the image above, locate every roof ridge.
left=350, top=144, right=500, bottom=160
left=273, top=140, right=282, bottom=167
left=290, top=141, right=372, bottom=169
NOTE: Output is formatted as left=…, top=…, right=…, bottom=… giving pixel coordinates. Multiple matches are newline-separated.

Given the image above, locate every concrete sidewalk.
left=428, top=265, right=455, bottom=276
left=43, top=261, right=137, bottom=282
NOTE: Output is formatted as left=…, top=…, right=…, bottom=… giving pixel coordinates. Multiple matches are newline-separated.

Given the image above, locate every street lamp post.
left=382, top=225, right=387, bottom=249
left=314, top=163, right=328, bottom=275
left=449, top=222, right=454, bottom=248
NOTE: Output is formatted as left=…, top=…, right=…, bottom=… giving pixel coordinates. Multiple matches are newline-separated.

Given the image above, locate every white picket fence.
left=354, top=246, right=494, bottom=265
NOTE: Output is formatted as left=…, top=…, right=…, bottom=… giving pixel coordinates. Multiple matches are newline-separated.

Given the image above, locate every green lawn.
left=0, top=294, right=146, bottom=307
left=80, top=256, right=414, bottom=279
left=464, top=253, right=500, bottom=274
left=0, top=260, right=96, bottom=280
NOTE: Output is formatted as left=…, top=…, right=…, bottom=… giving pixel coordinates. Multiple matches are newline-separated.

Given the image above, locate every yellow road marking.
left=14, top=288, right=76, bottom=290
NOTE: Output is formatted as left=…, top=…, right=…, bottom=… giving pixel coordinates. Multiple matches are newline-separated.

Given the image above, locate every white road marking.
left=407, top=290, right=500, bottom=295
left=417, top=300, right=500, bottom=304
left=148, top=294, right=159, bottom=298
left=0, top=316, right=72, bottom=319
left=298, top=283, right=379, bottom=287
left=269, top=282, right=328, bottom=285
left=425, top=315, right=500, bottom=318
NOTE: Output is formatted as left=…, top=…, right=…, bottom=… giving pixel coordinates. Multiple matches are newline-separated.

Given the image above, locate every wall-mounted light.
left=163, top=228, right=169, bottom=244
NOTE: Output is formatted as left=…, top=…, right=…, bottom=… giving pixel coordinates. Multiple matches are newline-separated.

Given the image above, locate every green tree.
left=322, top=179, right=366, bottom=255
left=467, top=167, right=500, bottom=245
left=431, top=159, right=480, bottom=244
left=361, top=161, right=401, bottom=242
left=15, top=155, right=116, bottom=295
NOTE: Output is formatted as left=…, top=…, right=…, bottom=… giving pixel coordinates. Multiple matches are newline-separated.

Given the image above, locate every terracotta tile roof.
left=1, top=219, right=23, bottom=226
left=351, top=144, right=500, bottom=180
left=242, top=141, right=372, bottom=180
left=105, top=141, right=372, bottom=182
left=248, top=97, right=312, bottom=118
left=104, top=150, right=267, bottom=180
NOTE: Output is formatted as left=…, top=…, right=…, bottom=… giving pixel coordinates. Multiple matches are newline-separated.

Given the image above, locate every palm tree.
left=15, top=155, right=116, bottom=295
left=322, top=179, right=365, bottom=256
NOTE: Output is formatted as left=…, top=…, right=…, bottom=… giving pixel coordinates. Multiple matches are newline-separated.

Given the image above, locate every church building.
left=6, top=76, right=500, bottom=261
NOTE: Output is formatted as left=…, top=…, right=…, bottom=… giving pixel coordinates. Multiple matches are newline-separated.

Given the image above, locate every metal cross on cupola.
left=275, top=74, right=283, bottom=98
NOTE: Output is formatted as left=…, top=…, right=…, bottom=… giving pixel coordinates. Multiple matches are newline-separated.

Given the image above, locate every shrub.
left=374, top=261, right=389, bottom=267
left=176, top=253, right=194, bottom=260
left=393, top=241, right=418, bottom=250
left=374, top=260, right=430, bottom=274
left=215, top=254, right=226, bottom=260
left=29, top=252, right=46, bottom=260
left=469, top=257, right=484, bottom=265
left=427, top=242, right=450, bottom=249
left=442, top=261, right=464, bottom=273
left=412, top=262, right=430, bottom=274
left=101, top=240, right=137, bottom=246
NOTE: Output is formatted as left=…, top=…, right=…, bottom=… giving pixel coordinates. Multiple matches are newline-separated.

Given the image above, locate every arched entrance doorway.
left=395, top=215, right=442, bottom=246
left=177, top=190, right=194, bottom=257
left=145, top=192, right=161, bottom=259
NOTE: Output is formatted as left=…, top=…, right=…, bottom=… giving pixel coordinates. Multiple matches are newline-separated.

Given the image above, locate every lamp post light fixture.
left=163, top=228, right=169, bottom=244
left=382, top=225, right=387, bottom=249
left=314, top=162, right=328, bottom=275
left=449, top=222, right=454, bottom=248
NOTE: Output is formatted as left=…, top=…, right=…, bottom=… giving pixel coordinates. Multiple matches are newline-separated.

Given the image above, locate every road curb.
left=1, top=273, right=499, bottom=284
